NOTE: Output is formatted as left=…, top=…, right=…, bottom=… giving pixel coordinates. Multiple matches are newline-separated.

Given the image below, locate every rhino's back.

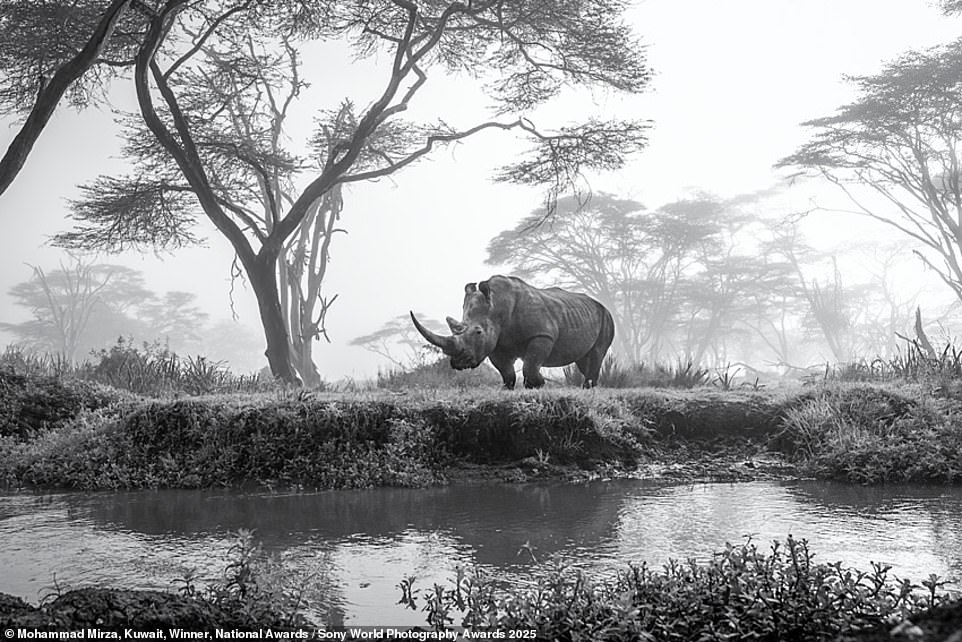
left=493, top=277, right=608, bottom=365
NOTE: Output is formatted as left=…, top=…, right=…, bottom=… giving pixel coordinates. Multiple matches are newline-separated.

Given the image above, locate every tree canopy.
left=486, top=193, right=770, bottom=364
left=7, top=0, right=652, bottom=383
left=779, top=38, right=962, bottom=302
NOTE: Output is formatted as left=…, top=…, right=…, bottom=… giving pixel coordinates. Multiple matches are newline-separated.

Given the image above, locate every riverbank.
left=1, top=371, right=960, bottom=489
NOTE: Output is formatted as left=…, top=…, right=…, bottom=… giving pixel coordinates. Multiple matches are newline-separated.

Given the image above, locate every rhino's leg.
left=488, top=352, right=517, bottom=390
left=576, top=354, right=599, bottom=389
left=521, top=338, right=553, bottom=389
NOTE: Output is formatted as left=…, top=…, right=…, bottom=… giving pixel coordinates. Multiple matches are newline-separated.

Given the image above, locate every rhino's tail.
left=595, top=304, right=615, bottom=357
left=583, top=303, right=615, bottom=388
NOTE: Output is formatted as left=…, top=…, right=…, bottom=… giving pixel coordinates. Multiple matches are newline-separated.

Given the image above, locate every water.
left=2, top=480, right=961, bottom=626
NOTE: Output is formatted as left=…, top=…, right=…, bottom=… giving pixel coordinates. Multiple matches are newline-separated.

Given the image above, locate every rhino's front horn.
left=410, top=311, right=455, bottom=353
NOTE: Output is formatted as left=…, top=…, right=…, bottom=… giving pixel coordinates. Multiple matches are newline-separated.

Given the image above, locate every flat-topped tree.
left=0, top=258, right=153, bottom=363
left=49, top=0, right=650, bottom=384
left=778, top=38, right=962, bottom=306
left=485, top=193, right=761, bottom=365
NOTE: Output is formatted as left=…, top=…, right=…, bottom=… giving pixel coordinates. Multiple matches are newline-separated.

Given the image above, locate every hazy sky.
left=1, top=0, right=960, bottom=379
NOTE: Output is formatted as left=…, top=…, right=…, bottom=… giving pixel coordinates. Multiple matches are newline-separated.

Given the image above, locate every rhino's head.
left=410, top=281, right=499, bottom=370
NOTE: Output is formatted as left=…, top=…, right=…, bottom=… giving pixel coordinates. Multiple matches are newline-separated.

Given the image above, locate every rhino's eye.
left=474, top=328, right=483, bottom=335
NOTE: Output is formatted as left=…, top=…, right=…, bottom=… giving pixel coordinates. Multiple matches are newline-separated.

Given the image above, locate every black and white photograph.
left=1, top=0, right=961, bottom=639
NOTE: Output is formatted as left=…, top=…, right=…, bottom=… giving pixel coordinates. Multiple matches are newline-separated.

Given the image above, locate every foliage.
left=84, top=337, right=272, bottom=396
left=0, top=353, right=126, bottom=440
left=5, top=349, right=962, bottom=490
left=565, top=356, right=715, bottom=389
left=0, top=338, right=274, bottom=402
left=176, top=530, right=308, bottom=628
left=780, top=37, right=962, bottom=303
left=0, top=1, right=142, bottom=114
left=818, top=337, right=962, bottom=391
left=406, top=536, right=951, bottom=641
left=0, top=388, right=676, bottom=490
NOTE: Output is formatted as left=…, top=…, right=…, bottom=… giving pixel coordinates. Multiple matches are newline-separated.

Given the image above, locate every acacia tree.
left=669, top=202, right=768, bottom=365
left=138, top=290, right=210, bottom=352
left=760, top=220, right=881, bottom=364
left=350, top=312, right=444, bottom=368
left=736, top=254, right=803, bottom=369
left=0, top=1, right=144, bottom=195
left=779, top=39, right=962, bottom=304
left=677, top=255, right=769, bottom=367
left=487, top=193, right=741, bottom=364
left=41, top=0, right=650, bottom=384
left=0, top=257, right=152, bottom=361
left=853, top=244, right=922, bottom=357
left=170, top=31, right=352, bottom=386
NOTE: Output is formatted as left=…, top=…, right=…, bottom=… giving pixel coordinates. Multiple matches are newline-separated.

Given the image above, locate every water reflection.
left=1, top=480, right=960, bottom=625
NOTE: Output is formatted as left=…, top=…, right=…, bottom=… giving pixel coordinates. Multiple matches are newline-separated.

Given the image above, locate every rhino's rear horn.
left=446, top=316, right=467, bottom=334
left=410, top=311, right=455, bottom=353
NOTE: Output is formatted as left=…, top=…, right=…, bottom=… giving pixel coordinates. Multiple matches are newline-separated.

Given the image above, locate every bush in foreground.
left=405, top=536, right=954, bottom=641
left=3, top=535, right=956, bottom=637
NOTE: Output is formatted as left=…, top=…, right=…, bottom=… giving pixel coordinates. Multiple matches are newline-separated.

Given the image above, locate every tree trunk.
left=294, top=337, right=322, bottom=387
left=248, top=254, right=301, bottom=385
left=914, top=306, right=937, bottom=359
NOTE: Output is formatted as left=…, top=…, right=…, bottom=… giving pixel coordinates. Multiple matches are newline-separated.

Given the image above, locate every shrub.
left=377, top=356, right=503, bottom=390
left=176, top=529, right=309, bottom=628
left=407, top=536, right=951, bottom=641
left=564, top=356, right=716, bottom=390
left=775, top=386, right=962, bottom=483
left=84, top=338, right=275, bottom=396
left=0, top=370, right=125, bottom=440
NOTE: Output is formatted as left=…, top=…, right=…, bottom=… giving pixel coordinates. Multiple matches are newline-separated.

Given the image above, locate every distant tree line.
left=355, top=191, right=948, bottom=374
left=0, top=255, right=264, bottom=372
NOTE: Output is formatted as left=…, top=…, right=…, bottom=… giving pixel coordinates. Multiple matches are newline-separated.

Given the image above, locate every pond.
left=2, top=480, right=961, bottom=626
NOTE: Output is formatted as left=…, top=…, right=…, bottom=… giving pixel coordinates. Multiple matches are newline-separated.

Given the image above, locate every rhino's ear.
left=464, top=282, right=477, bottom=294
left=478, top=280, right=491, bottom=299
left=446, top=316, right=467, bottom=334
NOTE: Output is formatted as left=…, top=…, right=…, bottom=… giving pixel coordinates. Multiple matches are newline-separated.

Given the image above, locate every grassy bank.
left=2, top=368, right=961, bottom=489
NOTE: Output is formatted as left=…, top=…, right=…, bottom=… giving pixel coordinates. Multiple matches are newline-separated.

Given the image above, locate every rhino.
left=409, top=275, right=615, bottom=388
